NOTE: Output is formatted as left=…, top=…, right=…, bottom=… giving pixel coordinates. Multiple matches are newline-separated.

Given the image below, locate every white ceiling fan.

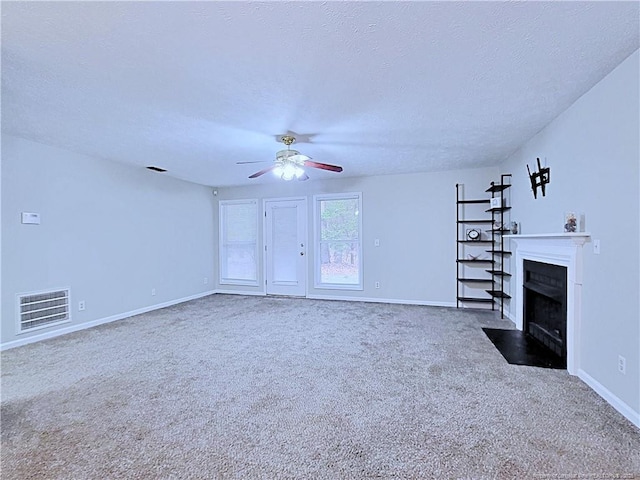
left=238, top=135, right=343, bottom=181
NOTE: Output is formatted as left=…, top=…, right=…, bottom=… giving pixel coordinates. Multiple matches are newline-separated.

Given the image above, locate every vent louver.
left=18, top=289, right=70, bottom=332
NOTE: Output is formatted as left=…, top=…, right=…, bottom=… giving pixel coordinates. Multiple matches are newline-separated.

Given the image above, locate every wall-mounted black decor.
left=527, top=157, right=550, bottom=199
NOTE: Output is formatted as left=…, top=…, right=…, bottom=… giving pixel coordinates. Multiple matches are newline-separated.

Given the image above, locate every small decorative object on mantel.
left=509, top=221, right=519, bottom=234
left=527, top=157, right=550, bottom=199
left=564, top=212, right=577, bottom=232
left=563, top=212, right=585, bottom=233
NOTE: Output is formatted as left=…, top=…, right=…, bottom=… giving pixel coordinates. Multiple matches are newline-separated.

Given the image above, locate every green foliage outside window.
left=320, top=199, right=359, bottom=241
left=319, top=198, right=360, bottom=286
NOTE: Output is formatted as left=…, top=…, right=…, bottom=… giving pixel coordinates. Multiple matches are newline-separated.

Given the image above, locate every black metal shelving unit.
left=485, top=174, right=512, bottom=318
left=456, top=176, right=512, bottom=315
left=456, top=184, right=494, bottom=309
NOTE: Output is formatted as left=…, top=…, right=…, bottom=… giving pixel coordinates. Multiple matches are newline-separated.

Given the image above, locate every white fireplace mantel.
left=504, top=233, right=591, bottom=244
left=504, top=233, right=591, bottom=375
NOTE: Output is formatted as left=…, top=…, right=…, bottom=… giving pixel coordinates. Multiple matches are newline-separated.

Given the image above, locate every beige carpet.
left=1, top=295, right=638, bottom=479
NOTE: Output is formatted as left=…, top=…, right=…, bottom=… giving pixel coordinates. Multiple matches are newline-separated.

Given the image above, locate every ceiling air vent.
left=18, top=289, right=70, bottom=333
left=146, top=166, right=167, bottom=172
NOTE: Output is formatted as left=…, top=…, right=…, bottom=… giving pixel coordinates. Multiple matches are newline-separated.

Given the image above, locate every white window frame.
left=219, top=199, right=259, bottom=286
left=313, top=192, right=363, bottom=290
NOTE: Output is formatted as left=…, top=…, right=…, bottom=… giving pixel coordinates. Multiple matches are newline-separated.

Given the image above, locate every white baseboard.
left=214, top=289, right=455, bottom=308
left=0, top=290, right=216, bottom=351
left=214, top=289, right=266, bottom=296
left=306, top=294, right=456, bottom=308
left=578, top=369, right=640, bottom=428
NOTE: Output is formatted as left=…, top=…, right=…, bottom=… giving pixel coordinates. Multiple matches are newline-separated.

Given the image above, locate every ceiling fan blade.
left=248, top=165, right=276, bottom=178
left=237, top=160, right=267, bottom=165
left=303, top=160, right=343, bottom=173
left=298, top=172, right=309, bottom=181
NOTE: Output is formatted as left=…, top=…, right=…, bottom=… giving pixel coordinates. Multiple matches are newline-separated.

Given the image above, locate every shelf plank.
left=458, top=278, right=493, bottom=283
left=486, top=250, right=512, bottom=255
left=457, top=259, right=495, bottom=263
left=485, top=184, right=511, bottom=193
left=486, top=290, right=512, bottom=299
left=458, top=199, right=491, bottom=204
left=486, top=270, right=512, bottom=277
left=485, top=206, right=512, bottom=213
left=457, top=219, right=494, bottom=224
left=457, top=240, right=494, bottom=244
left=457, top=297, right=494, bottom=303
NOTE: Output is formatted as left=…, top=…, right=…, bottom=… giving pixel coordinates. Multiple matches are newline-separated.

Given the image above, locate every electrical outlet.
left=204, top=277, right=208, bottom=285
left=618, top=355, right=626, bottom=375
left=593, top=239, right=601, bottom=255
left=151, top=288, right=156, bottom=296
left=374, top=239, right=380, bottom=247
left=78, top=301, right=85, bottom=311
left=375, top=281, right=380, bottom=289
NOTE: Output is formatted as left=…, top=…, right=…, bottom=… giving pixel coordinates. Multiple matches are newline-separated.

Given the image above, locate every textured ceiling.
left=2, top=2, right=638, bottom=187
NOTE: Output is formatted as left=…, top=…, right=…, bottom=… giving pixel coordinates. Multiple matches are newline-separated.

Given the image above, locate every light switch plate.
left=22, top=212, right=41, bottom=224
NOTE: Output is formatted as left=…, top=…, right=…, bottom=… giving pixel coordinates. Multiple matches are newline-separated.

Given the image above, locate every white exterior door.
left=264, top=198, right=307, bottom=296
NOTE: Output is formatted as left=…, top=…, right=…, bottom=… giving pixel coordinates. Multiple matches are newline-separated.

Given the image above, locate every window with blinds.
left=219, top=199, right=259, bottom=286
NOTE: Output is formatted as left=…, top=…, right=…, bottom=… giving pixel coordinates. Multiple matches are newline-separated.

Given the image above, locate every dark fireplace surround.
left=523, top=260, right=568, bottom=366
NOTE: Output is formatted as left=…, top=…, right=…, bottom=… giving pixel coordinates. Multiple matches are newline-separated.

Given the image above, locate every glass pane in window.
left=222, top=243, right=257, bottom=281
left=320, top=198, right=359, bottom=241
left=319, top=241, right=360, bottom=285
left=225, top=203, right=257, bottom=242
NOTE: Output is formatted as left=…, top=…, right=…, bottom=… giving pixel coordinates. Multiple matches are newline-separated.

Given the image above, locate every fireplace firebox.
left=523, top=260, right=568, bottom=366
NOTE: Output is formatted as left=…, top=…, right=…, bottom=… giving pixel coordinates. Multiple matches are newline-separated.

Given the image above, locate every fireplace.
left=523, top=260, right=567, bottom=366
left=505, top=233, right=590, bottom=375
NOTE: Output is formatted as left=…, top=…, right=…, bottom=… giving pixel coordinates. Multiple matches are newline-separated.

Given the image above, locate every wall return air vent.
left=17, top=289, right=70, bottom=333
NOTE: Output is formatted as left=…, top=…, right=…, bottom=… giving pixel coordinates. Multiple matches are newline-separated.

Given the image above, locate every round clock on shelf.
left=466, top=228, right=481, bottom=241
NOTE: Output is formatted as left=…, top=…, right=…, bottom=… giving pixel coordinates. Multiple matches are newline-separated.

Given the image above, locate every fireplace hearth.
left=523, top=260, right=567, bottom=366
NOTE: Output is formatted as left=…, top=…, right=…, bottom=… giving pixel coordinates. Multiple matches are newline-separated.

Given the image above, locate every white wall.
left=1, top=135, right=215, bottom=346
left=501, top=50, right=639, bottom=422
left=215, top=166, right=500, bottom=305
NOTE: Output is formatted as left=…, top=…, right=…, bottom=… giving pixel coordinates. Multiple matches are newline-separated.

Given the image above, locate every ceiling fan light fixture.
left=281, top=169, right=295, bottom=181
left=273, top=165, right=284, bottom=177
left=278, top=162, right=304, bottom=181
left=288, top=153, right=310, bottom=164
left=276, top=149, right=304, bottom=163
left=294, top=165, right=305, bottom=179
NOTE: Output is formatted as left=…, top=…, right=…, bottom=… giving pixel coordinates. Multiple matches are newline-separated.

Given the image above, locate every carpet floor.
left=1, top=294, right=638, bottom=479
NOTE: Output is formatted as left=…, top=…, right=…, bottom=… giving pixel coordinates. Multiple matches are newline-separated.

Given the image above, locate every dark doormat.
left=482, top=328, right=566, bottom=369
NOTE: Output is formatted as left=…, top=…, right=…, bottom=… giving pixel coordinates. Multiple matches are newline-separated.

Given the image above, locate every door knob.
left=300, top=252, right=304, bottom=256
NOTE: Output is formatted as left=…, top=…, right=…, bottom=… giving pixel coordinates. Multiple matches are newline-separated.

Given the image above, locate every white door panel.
left=265, top=199, right=307, bottom=296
